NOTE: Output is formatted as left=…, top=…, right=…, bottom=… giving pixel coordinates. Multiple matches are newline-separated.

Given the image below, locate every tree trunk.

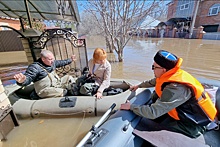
left=118, top=48, right=123, bottom=62
left=105, top=37, right=114, bottom=53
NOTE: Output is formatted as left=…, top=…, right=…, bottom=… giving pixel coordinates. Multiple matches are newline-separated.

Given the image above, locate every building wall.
left=198, top=1, right=220, bottom=32
left=0, top=18, right=20, bottom=30
left=167, top=0, right=195, bottom=19
left=167, top=0, right=220, bottom=32
left=167, top=1, right=177, bottom=20
left=175, top=0, right=195, bottom=18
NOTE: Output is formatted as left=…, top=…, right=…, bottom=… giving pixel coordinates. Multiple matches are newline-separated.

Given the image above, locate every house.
left=0, top=17, right=20, bottom=30
left=198, top=1, right=220, bottom=32
left=166, top=0, right=220, bottom=33
left=0, top=1, right=80, bottom=52
left=139, top=16, right=161, bottom=37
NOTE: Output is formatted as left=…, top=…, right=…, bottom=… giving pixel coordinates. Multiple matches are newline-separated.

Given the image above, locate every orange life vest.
left=155, top=58, right=217, bottom=121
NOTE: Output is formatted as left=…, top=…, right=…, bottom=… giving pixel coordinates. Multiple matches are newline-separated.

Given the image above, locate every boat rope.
left=71, top=111, right=87, bottom=140
left=32, top=107, right=93, bottom=117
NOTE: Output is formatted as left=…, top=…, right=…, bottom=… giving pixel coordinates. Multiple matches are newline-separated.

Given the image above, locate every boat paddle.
left=76, top=103, right=116, bottom=147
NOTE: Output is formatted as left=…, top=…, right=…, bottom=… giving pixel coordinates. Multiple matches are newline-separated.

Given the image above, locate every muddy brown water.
left=1, top=37, right=220, bottom=146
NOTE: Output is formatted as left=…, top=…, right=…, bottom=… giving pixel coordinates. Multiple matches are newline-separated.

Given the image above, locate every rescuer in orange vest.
left=120, top=50, right=217, bottom=138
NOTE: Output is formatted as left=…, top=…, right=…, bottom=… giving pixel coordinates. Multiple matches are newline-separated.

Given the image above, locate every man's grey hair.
left=40, top=50, right=53, bottom=58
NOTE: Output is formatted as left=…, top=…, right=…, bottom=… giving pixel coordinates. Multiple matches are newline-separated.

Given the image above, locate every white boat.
left=77, top=78, right=220, bottom=147
left=4, top=79, right=145, bottom=119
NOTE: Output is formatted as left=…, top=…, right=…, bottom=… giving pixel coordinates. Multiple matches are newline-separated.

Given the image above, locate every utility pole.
left=189, top=0, right=200, bottom=39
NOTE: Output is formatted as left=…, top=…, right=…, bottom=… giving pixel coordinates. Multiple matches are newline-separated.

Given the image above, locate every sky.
left=76, top=0, right=172, bottom=13
left=76, top=1, right=86, bottom=13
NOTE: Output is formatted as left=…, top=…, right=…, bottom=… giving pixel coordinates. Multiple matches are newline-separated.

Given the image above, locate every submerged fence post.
left=197, top=26, right=205, bottom=39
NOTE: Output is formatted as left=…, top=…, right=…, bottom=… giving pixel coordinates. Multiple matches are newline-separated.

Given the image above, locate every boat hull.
left=5, top=79, right=145, bottom=118
left=78, top=78, right=220, bottom=147
left=81, top=89, right=152, bottom=147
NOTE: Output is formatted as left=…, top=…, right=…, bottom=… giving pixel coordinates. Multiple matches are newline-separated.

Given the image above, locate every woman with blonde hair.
left=79, top=48, right=111, bottom=99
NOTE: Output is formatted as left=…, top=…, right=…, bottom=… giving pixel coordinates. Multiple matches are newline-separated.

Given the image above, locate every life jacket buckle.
left=202, top=91, right=206, bottom=99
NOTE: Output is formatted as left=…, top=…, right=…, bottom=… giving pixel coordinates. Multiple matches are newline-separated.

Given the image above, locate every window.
left=180, top=5, right=185, bottom=10
left=185, top=4, right=189, bottom=9
left=209, top=7, right=219, bottom=16
left=180, top=3, right=189, bottom=10
left=208, top=4, right=220, bottom=16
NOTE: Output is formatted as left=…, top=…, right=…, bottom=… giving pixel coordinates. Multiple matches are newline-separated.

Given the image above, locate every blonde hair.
left=93, top=48, right=107, bottom=63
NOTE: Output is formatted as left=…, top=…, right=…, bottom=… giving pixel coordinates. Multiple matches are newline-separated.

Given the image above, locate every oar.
left=76, top=103, right=116, bottom=147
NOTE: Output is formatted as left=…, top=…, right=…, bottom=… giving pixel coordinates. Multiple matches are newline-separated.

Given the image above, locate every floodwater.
left=1, top=37, right=220, bottom=147
left=109, top=37, right=220, bottom=81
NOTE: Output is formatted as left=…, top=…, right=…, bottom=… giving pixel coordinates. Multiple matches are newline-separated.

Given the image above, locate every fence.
left=203, top=32, right=220, bottom=40
left=0, top=30, right=24, bottom=52
left=29, top=28, right=88, bottom=77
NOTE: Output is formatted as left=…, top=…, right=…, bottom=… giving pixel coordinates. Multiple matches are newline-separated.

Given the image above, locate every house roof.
left=0, top=0, right=80, bottom=23
left=167, top=17, right=191, bottom=22
left=158, top=17, right=192, bottom=27
left=139, top=16, right=160, bottom=29
left=158, top=21, right=176, bottom=27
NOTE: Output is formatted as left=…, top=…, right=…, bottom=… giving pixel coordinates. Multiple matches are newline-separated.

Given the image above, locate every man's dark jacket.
left=17, top=58, right=72, bottom=86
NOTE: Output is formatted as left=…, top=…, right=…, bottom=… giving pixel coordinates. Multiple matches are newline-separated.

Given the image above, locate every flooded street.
left=109, top=38, right=220, bottom=81
left=1, top=37, right=220, bottom=147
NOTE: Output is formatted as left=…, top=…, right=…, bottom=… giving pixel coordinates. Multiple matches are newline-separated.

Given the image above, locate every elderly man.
left=14, top=50, right=76, bottom=98
left=120, top=50, right=217, bottom=138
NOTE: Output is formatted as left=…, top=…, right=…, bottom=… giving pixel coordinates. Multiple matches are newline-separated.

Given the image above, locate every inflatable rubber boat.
left=77, top=78, right=220, bottom=147
left=5, top=79, right=145, bottom=119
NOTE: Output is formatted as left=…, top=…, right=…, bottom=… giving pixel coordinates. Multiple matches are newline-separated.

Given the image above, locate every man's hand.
left=14, top=73, right=26, bottom=83
left=71, top=55, right=77, bottom=61
left=120, top=100, right=131, bottom=110
left=130, top=85, right=139, bottom=92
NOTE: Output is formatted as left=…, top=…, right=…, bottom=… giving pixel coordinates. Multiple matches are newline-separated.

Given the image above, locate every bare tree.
left=80, top=0, right=166, bottom=62
left=78, top=13, right=102, bottom=36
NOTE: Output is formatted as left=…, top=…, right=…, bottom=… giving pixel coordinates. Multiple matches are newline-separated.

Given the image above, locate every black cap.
left=154, top=50, right=178, bottom=70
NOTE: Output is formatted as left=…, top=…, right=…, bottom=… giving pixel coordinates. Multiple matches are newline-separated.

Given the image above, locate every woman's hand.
left=95, top=91, right=103, bottom=99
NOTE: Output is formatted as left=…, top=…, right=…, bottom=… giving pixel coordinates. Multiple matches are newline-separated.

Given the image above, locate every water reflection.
left=1, top=37, right=220, bottom=146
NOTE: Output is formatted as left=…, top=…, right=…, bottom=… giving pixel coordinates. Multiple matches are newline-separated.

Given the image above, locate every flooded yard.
left=1, top=37, right=220, bottom=146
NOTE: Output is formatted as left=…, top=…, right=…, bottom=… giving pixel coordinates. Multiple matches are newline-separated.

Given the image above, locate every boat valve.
left=122, top=123, right=130, bottom=132
left=33, top=110, right=40, bottom=116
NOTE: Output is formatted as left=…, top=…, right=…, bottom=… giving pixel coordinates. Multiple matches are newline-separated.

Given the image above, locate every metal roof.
left=0, top=0, right=80, bottom=23
left=139, top=16, right=160, bottom=29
